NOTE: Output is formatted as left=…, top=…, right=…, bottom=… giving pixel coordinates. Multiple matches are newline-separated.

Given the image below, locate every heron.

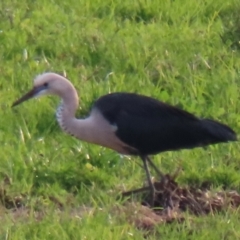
left=12, top=73, right=237, bottom=206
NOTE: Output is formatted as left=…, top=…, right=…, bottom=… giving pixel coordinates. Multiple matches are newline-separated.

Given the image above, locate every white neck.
left=56, top=100, right=85, bottom=137
left=56, top=98, right=101, bottom=144
left=54, top=84, right=89, bottom=139
left=56, top=101, right=133, bottom=154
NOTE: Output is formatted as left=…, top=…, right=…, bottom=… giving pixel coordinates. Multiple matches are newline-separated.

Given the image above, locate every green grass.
left=1, top=0, right=240, bottom=238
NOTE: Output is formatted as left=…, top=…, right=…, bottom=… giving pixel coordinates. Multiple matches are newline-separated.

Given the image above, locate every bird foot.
left=122, top=167, right=183, bottom=208
left=122, top=186, right=150, bottom=197
left=122, top=186, right=155, bottom=207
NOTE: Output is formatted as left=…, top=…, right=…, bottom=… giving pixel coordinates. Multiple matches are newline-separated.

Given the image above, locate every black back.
left=94, top=93, right=236, bottom=155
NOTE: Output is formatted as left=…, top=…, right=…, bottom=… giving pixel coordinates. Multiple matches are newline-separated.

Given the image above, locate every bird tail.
left=200, top=119, right=237, bottom=143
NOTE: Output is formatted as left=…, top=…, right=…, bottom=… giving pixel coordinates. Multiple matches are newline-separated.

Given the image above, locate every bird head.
left=12, top=73, right=75, bottom=107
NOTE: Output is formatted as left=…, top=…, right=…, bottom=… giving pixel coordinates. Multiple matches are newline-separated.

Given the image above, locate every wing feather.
left=94, top=93, right=235, bottom=155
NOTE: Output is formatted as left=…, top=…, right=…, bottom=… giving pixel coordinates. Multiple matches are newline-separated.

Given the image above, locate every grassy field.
left=0, top=0, right=240, bottom=239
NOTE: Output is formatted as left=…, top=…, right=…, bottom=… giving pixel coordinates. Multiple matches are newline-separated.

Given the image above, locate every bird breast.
left=77, top=108, right=138, bottom=155
left=56, top=105, right=137, bottom=155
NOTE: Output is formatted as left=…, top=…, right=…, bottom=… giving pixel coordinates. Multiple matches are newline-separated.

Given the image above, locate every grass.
left=0, top=0, right=240, bottom=238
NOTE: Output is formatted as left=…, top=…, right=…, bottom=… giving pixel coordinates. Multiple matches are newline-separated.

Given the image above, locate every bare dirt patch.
left=1, top=172, right=240, bottom=232
left=122, top=172, right=240, bottom=231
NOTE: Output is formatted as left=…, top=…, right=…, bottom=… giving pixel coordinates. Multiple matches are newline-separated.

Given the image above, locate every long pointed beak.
left=12, top=85, right=48, bottom=107
left=12, top=88, right=37, bottom=107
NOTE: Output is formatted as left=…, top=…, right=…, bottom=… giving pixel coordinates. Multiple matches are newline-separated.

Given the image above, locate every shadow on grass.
left=1, top=169, right=240, bottom=235
left=220, top=3, right=240, bottom=50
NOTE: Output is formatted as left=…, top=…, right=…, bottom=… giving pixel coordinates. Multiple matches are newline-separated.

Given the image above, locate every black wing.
left=94, top=93, right=236, bottom=155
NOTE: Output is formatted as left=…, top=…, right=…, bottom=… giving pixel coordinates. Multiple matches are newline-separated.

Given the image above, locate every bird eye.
left=43, top=83, right=48, bottom=87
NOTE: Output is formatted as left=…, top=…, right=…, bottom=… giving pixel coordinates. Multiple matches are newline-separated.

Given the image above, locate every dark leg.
left=122, top=186, right=150, bottom=197
left=141, top=155, right=155, bottom=207
left=146, top=156, right=164, bottom=179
